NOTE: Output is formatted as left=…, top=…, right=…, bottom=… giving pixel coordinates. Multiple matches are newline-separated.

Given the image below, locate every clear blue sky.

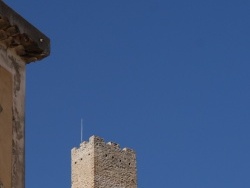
left=6, top=0, right=250, bottom=187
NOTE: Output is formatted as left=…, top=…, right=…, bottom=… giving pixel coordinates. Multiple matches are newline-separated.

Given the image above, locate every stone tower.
left=71, top=136, right=137, bottom=188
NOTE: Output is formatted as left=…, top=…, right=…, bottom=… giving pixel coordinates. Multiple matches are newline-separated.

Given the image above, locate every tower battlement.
left=71, top=135, right=137, bottom=188
left=71, top=135, right=135, bottom=157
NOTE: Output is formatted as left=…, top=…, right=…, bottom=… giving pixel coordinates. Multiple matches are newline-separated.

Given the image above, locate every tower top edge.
left=71, top=135, right=135, bottom=154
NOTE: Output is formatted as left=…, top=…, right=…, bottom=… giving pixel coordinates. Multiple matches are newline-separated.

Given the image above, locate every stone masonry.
left=71, top=136, right=137, bottom=188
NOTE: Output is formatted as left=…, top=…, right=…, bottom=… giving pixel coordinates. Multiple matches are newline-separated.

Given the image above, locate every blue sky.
left=6, top=0, right=250, bottom=187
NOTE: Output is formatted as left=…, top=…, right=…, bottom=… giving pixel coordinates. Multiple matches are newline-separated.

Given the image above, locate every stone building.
left=71, top=136, right=137, bottom=188
left=0, top=1, right=50, bottom=188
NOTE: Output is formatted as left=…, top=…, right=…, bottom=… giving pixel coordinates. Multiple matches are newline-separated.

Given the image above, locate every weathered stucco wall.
left=71, top=136, right=137, bottom=188
left=0, top=65, right=13, bottom=188
left=0, top=1, right=50, bottom=188
left=0, top=46, right=26, bottom=188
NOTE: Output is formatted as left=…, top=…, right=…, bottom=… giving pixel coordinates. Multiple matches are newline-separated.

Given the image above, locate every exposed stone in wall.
left=71, top=136, right=137, bottom=188
left=0, top=46, right=26, bottom=188
left=0, top=1, right=50, bottom=63
left=0, top=2, right=50, bottom=188
left=0, top=15, right=45, bottom=63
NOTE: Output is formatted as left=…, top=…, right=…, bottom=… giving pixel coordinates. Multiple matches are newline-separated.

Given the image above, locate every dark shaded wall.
left=0, top=65, right=13, bottom=188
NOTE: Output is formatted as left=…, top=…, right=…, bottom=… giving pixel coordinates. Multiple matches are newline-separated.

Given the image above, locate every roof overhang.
left=0, top=0, right=50, bottom=63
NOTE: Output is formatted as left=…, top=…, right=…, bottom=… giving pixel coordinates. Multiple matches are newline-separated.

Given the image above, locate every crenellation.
left=107, top=141, right=120, bottom=149
left=73, top=135, right=135, bottom=155
left=71, top=135, right=137, bottom=188
left=89, top=135, right=105, bottom=144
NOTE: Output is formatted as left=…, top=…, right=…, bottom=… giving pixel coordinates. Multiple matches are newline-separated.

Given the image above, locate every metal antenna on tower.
left=81, top=118, right=83, bottom=143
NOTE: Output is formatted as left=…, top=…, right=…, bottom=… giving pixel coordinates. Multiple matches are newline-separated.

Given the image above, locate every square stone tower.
left=71, top=136, right=137, bottom=188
